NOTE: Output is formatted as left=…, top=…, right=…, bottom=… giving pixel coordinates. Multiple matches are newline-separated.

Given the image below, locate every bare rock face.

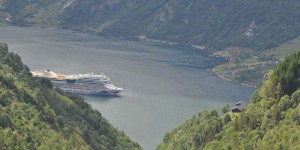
left=244, top=20, right=257, bottom=37
left=157, top=4, right=174, bottom=22
left=63, top=0, right=76, bottom=9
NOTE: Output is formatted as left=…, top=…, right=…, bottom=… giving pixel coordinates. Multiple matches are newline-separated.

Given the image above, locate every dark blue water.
left=0, top=23, right=254, bottom=150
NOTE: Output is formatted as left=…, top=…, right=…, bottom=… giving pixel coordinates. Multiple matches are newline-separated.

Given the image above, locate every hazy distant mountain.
left=1, top=0, right=300, bottom=50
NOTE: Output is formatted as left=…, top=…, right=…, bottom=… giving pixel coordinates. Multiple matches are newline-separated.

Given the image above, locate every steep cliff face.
left=1, top=0, right=300, bottom=50
left=60, top=0, right=136, bottom=29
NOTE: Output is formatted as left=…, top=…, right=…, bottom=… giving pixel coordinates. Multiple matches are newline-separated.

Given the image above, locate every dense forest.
left=0, top=43, right=141, bottom=149
left=157, top=51, right=300, bottom=149
left=1, top=0, right=300, bottom=50
left=2, top=1, right=300, bottom=149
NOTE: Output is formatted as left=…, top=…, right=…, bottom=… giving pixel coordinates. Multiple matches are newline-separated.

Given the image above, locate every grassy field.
left=0, top=1, right=4, bottom=9
left=212, top=37, right=300, bottom=87
left=262, top=36, right=300, bottom=59
left=25, top=3, right=61, bottom=26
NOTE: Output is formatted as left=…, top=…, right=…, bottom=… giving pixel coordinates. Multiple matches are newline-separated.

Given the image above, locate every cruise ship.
left=31, top=69, right=123, bottom=95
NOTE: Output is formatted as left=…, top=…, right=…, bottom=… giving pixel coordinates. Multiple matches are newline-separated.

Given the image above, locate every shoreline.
left=210, top=68, right=257, bottom=88
left=1, top=21, right=257, bottom=88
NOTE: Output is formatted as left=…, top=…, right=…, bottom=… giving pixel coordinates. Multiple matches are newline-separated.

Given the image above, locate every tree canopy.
left=2, top=0, right=300, bottom=50
left=157, top=51, right=300, bottom=150
left=0, top=43, right=141, bottom=149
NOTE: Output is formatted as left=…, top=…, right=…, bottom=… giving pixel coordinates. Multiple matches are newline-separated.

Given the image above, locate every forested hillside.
left=1, top=0, right=300, bottom=50
left=0, top=43, right=141, bottom=149
left=157, top=51, right=300, bottom=149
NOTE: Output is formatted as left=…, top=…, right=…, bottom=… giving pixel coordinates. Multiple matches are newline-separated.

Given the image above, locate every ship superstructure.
left=31, top=69, right=123, bottom=95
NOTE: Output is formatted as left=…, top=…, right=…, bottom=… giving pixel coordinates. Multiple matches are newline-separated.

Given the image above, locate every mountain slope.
left=0, top=43, right=141, bottom=149
left=157, top=51, right=300, bottom=149
left=1, top=0, right=300, bottom=50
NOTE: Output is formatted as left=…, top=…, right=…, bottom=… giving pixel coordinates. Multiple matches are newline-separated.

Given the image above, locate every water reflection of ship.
left=31, top=69, right=123, bottom=95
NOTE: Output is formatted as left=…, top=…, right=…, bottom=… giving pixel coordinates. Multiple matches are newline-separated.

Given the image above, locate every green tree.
left=222, top=104, right=230, bottom=114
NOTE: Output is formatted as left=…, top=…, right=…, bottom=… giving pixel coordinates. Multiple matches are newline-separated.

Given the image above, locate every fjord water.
left=0, top=23, right=253, bottom=150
